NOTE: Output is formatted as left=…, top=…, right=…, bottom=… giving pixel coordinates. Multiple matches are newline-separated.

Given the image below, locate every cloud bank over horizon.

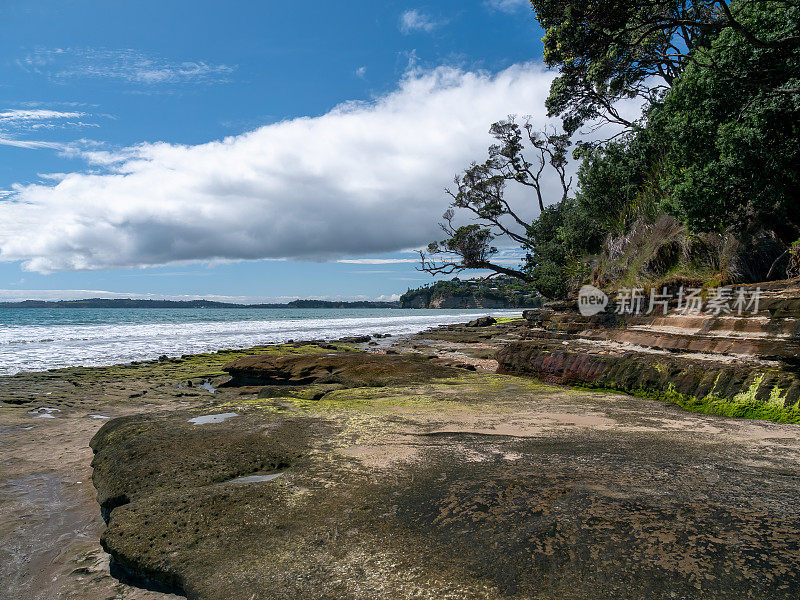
left=0, top=62, right=621, bottom=274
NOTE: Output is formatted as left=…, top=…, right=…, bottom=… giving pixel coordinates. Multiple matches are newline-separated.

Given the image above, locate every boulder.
left=337, top=335, right=372, bottom=343
left=223, top=351, right=458, bottom=387
left=465, top=316, right=497, bottom=328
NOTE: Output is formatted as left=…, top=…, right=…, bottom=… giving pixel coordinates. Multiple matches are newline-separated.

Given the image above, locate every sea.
left=0, top=307, right=522, bottom=376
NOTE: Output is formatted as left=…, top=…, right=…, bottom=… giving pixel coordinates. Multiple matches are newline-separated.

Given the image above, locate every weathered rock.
left=223, top=351, right=459, bottom=387
left=91, top=353, right=800, bottom=599
left=337, top=335, right=371, bottom=343
left=497, top=339, right=800, bottom=422
left=504, top=280, right=800, bottom=422
left=465, top=316, right=497, bottom=327
left=521, top=307, right=554, bottom=326
left=429, top=357, right=478, bottom=371
left=90, top=411, right=316, bottom=520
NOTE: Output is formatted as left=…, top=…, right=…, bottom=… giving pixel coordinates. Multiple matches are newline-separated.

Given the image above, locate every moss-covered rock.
left=497, top=341, right=800, bottom=423
left=92, top=354, right=800, bottom=599
left=222, top=351, right=459, bottom=387
left=90, top=411, right=321, bottom=518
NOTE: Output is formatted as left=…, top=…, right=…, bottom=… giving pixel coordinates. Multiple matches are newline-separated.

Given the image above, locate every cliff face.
left=399, top=275, right=541, bottom=309
left=496, top=280, right=800, bottom=423
left=401, top=295, right=429, bottom=309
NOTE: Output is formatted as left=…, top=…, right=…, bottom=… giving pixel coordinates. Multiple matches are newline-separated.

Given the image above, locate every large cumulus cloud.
left=0, top=63, right=567, bottom=273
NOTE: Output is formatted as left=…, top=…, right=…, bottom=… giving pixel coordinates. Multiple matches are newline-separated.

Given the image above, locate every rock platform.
left=497, top=280, right=800, bottom=422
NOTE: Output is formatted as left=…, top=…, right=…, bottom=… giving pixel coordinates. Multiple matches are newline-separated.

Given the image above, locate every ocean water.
left=0, top=307, right=521, bottom=376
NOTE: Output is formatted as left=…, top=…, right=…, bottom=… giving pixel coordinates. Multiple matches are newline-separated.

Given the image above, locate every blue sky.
left=0, top=0, right=552, bottom=302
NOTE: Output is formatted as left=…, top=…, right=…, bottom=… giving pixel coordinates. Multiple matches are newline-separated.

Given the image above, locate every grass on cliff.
left=494, top=316, right=525, bottom=325
left=663, top=377, right=800, bottom=424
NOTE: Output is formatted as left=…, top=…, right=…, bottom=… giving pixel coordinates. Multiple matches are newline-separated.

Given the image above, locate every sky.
left=0, top=0, right=559, bottom=303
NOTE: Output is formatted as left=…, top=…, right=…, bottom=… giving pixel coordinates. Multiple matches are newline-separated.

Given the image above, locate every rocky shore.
left=3, top=315, right=800, bottom=599
left=498, top=280, right=800, bottom=423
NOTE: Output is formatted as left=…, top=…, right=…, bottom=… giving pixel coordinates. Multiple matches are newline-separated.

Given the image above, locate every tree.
left=532, top=0, right=800, bottom=136
left=421, top=0, right=800, bottom=297
left=418, top=117, right=573, bottom=283
left=648, top=2, right=800, bottom=241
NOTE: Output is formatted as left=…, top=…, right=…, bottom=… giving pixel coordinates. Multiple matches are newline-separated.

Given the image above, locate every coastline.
left=4, top=318, right=800, bottom=599
left=0, top=322, right=498, bottom=600
left=0, top=307, right=523, bottom=376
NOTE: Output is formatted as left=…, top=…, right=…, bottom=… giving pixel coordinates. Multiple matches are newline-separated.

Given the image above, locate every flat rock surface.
left=94, top=351, right=800, bottom=599
left=4, top=327, right=800, bottom=600
left=0, top=343, right=354, bottom=600
left=222, top=350, right=460, bottom=387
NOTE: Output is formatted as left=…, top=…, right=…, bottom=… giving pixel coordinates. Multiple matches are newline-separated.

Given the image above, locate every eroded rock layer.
left=498, top=280, right=800, bottom=422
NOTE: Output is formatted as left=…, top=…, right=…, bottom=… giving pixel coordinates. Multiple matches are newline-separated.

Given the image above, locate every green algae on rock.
left=222, top=351, right=460, bottom=387
left=91, top=350, right=800, bottom=599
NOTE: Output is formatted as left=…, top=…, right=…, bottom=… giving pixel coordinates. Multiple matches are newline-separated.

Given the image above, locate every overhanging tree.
left=531, top=0, right=800, bottom=136
left=419, top=117, right=573, bottom=282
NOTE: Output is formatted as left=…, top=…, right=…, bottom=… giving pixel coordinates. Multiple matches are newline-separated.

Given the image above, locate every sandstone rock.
left=223, top=351, right=458, bottom=387
left=91, top=352, right=800, bottom=599
left=337, top=335, right=371, bottom=343
left=465, top=316, right=496, bottom=328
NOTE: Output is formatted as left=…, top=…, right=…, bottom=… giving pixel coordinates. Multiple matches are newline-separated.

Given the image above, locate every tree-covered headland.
left=400, top=275, right=541, bottom=308
left=421, top=0, right=800, bottom=299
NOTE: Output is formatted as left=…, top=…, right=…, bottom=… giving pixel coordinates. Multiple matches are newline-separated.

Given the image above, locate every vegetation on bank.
left=421, top=1, right=800, bottom=298
left=399, top=275, right=542, bottom=308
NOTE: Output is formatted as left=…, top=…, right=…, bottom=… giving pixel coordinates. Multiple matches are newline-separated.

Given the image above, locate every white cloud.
left=0, top=62, right=636, bottom=274
left=0, top=109, right=84, bottom=123
left=17, top=48, right=235, bottom=85
left=0, top=137, right=67, bottom=150
left=355, top=66, right=367, bottom=78
left=399, top=9, right=442, bottom=34
left=0, top=107, right=103, bottom=149
left=484, top=0, right=531, bottom=13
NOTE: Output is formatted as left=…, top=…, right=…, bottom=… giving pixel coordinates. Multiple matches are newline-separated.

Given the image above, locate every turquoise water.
left=0, top=307, right=520, bottom=375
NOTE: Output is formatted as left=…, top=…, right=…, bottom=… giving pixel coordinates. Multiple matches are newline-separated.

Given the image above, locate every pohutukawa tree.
left=421, top=0, right=800, bottom=294
left=532, top=0, right=800, bottom=137
left=419, top=117, right=572, bottom=282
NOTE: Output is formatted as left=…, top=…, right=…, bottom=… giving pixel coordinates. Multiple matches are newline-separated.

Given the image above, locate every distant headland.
left=0, top=298, right=401, bottom=309
left=0, top=277, right=543, bottom=309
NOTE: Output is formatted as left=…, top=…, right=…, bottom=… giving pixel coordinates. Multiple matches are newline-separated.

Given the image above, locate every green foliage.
left=425, top=1, right=800, bottom=297
left=565, top=0, right=800, bottom=288
left=421, top=117, right=572, bottom=283
left=532, top=0, right=726, bottom=134
left=400, top=275, right=541, bottom=307
left=524, top=198, right=604, bottom=298
left=427, top=224, right=497, bottom=266
left=649, top=2, right=800, bottom=239
left=574, top=138, right=663, bottom=235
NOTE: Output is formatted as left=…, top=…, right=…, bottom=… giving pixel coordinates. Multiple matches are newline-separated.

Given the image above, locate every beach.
left=3, top=318, right=800, bottom=599
left=0, top=308, right=523, bottom=375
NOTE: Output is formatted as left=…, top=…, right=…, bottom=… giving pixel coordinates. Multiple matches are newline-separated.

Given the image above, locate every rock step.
left=496, top=340, right=800, bottom=415
left=577, top=327, right=800, bottom=360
